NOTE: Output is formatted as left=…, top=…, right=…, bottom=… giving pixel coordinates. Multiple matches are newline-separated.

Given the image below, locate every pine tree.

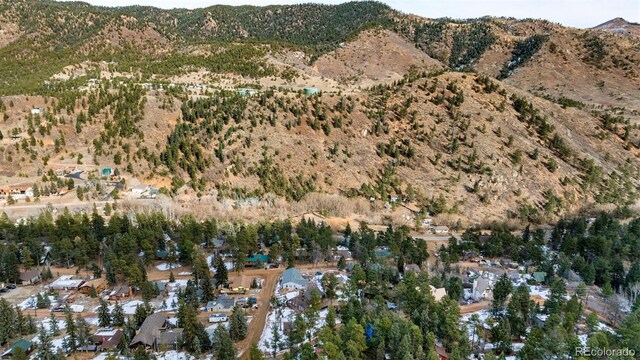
left=112, top=302, right=125, bottom=326
left=49, top=312, right=60, bottom=336
left=97, top=299, right=111, bottom=327
left=249, top=343, right=266, bottom=360
left=64, top=310, right=77, bottom=353
left=36, top=324, right=55, bottom=360
left=229, top=306, right=248, bottom=341
left=492, top=273, right=512, bottom=314
left=213, top=255, right=228, bottom=288
left=21, top=247, right=34, bottom=270
left=75, top=315, right=91, bottom=349
left=212, top=326, right=236, bottom=360
left=0, top=299, right=17, bottom=345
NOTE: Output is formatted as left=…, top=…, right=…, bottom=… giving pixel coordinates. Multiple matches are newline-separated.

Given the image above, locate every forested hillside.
left=0, top=0, right=639, bottom=225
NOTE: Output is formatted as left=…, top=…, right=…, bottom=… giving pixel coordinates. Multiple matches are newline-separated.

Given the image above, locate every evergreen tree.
left=211, top=326, right=236, bottom=360
left=35, top=324, right=55, bottom=360
left=492, top=273, right=512, bottom=314
left=64, top=310, right=77, bottom=353
left=213, top=256, right=229, bottom=288
left=97, top=299, right=111, bottom=327
left=321, top=273, right=338, bottom=305
left=75, top=315, right=92, bottom=350
left=48, top=312, right=60, bottom=336
left=0, top=299, right=17, bottom=345
left=112, top=302, right=125, bottom=326
left=546, top=277, right=567, bottom=315
left=229, top=306, right=248, bottom=341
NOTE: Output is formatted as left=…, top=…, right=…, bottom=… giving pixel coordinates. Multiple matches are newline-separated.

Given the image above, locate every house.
left=130, top=313, right=183, bottom=351
left=245, top=254, right=269, bottom=267
left=0, top=186, right=33, bottom=199
left=237, top=88, right=258, bottom=96
left=281, top=268, right=309, bottom=290
left=19, top=269, right=41, bottom=285
left=228, top=275, right=255, bottom=293
left=472, top=278, right=493, bottom=301
left=109, top=284, right=132, bottom=300
left=92, top=329, right=122, bottom=351
left=153, top=280, right=169, bottom=294
left=304, top=87, right=319, bottom=95
left=156, top=329, right=183, bottom=350
left=403, top=264, right=421, bottom=273
left=130, top=184, right=151, bottom=197
left=429, top=285, right=448, bottom=302
left=532, top=271, right=547, bottom=284
left=101, top=168, right=113, bottom=178
left=287, top=284, right=325, bottom=312
left=205, top=295, right=235, bottom=312
left=433, top=226, right=449, bottom=234
left=1, top=339, right=33, bottom=358
left=46, top=275, right=84, bottom=291
left=78, top=278, right=107, bottom=294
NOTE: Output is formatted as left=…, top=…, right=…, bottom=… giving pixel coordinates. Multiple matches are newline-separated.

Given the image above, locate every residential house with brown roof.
left=19, top=269, right=41, bottom=285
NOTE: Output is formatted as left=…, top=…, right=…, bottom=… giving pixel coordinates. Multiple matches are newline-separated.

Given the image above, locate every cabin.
left=1, top=339, right=33, bottom=358
left=92, top=329, right=122, bottom=351
left=78, top=278, right=108, bottom=295
left=281, top=268, right=309, bottom=290
left=19, top=269, right=41, bottom=285
left=205, top=295, right=235, bottom=313
left=472, top=278, right=493, bottom=301
left=109, top=284, right=132, bottom=300
left=532, top=271, right=547, bottom=284
left=245, top=254, right=269, bottom=267
left=287, top=284, right=325, bottom=312
left=130, top=313, right=183, bottom=351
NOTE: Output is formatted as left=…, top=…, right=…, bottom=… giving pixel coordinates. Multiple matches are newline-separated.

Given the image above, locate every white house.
left=433, top=226, right=449, bottom=234
left=281, top=268, right=309, bottom=290
left=472, top=278, right=493, bottom=301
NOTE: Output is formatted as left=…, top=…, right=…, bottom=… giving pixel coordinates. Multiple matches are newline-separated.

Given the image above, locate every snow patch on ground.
left=156, top=263, right=182, bottom=271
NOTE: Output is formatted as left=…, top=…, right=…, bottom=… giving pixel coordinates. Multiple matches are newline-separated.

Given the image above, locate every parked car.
left=6, top=284, right=16, bottom=289
left=0, top=288, right=8, bottom=293
left=208, top=314, right=228, bottom=323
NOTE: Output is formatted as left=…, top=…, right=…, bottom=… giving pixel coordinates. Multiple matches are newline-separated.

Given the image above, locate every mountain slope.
left=593, top=17, right=640, bottom=38
left=0, top=1, right=640, bottom=224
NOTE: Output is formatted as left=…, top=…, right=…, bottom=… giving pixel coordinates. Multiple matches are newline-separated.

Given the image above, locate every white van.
left=208, top=314, right=228, bottom=323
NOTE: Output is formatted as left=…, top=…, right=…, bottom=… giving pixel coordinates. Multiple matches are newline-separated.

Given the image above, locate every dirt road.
left=235, top=266, right=285, bottom=359
left=460, top=301, right=489, bottom=314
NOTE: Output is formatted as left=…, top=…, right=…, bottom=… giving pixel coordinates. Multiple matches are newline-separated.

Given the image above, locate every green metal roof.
left=246, top=254, right=269, bottom=263
left=532, top=272, right=547, bottom=283
left=8, top=339, right=32, bottom=353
